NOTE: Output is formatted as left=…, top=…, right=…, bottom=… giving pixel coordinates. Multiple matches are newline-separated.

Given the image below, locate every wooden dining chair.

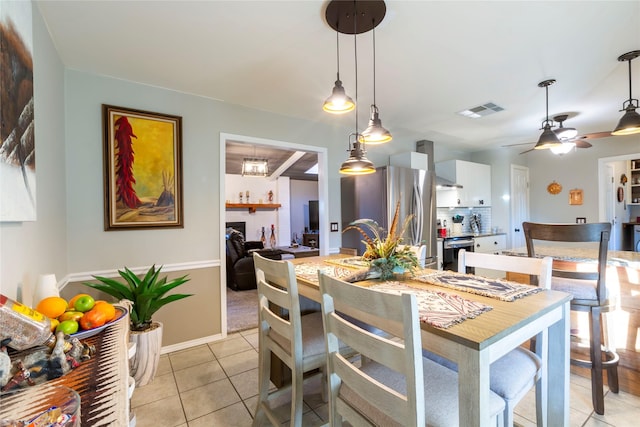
left=252, top=253, right=328, bottom=427
left=457, top=249, right=553, bottom=427
left=523, top=221, right=619, bottom=415
left=318, top=272, right=505, bottom=426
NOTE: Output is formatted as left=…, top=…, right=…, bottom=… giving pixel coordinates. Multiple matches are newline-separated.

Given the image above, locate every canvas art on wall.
left=102, top=105, right=183, bottom=230
left=0, top=1, right=36, bottom=221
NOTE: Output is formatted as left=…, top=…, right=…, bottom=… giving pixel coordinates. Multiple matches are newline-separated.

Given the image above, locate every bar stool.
left=523, top=222, right=619, bottom=415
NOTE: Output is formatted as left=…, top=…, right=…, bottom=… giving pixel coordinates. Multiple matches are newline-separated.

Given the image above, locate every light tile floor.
left=132, top=329, right=640, bottom=426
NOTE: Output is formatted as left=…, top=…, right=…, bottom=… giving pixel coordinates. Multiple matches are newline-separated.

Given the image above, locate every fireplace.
left=226, top=221, right=246, bottom=237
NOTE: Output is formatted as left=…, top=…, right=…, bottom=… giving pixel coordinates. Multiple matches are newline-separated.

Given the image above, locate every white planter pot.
left=129, top=321, right=163, bottom=387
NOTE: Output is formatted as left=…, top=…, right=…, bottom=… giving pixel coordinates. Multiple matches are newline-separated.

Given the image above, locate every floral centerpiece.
left=343, top=201, right=420, bottom=280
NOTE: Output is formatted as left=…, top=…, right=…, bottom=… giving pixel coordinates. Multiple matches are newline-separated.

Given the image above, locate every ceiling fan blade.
left=575, top=140, right=592, bottom=148
left=503, top=142, right=535, bottom=148
left=577, top=131, right=612, bottom=140
left=519, top=148, right=535, bottom=155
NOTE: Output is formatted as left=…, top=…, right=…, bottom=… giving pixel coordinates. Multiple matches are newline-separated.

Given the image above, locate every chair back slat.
left=319, top=272, right=424, bottom=426
left=458, top=249, right=553, bottom=289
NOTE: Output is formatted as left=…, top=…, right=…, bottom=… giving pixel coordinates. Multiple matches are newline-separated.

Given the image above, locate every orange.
left=68, top=293, right=91, bottom=309
left=36, top=296, right=68, bottom=319
left=93, top=301, right=117, bottom=322
left=79, top=308, right=107, bottom=330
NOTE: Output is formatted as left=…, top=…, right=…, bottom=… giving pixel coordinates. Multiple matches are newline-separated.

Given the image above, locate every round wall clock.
left=547, top=181, right=562, bottom=195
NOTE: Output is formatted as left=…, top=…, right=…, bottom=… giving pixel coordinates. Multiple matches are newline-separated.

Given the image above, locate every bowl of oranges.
left=36, top=294, right=127, bottom=340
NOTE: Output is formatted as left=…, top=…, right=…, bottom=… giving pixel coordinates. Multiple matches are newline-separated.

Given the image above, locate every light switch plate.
left=330, top=222, right=339, bottom=232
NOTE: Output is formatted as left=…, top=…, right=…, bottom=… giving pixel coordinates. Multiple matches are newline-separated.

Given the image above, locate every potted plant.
left=343, top=201, right=419, bottom=280
left=83, top=265, right=191, bottom=386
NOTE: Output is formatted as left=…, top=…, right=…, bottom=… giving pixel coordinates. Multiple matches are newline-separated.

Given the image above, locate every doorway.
left=510, top=164, right=530, bottom=249
left=219, top=133, right=329, bottom=335
left=598, top=153, right=640, bottom=250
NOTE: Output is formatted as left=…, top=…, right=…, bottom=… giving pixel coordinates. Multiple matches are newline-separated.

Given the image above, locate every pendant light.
left=322, top=29, right=355, bottom=114
left=534, top=79, right=563, bottom=150
left=612, top=50, right=640, bottom=136
left=339, top=2, right=374, bottom=175
left=361, top=24, right=392, bottom=144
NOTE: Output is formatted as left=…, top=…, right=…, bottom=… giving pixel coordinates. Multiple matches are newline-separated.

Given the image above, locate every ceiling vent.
left=458, top=102, right=505, bottom=118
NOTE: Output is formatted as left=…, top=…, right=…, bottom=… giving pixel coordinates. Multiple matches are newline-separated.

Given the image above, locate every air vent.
left=458, top=102, right=505, bottom=118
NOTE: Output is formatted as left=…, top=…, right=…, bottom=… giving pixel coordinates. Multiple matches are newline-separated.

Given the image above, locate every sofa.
left=225, top=228, right=290, bottom=291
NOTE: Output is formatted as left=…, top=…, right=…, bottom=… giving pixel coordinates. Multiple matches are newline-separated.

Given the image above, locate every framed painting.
left=1, top=1, right=36, bottom=221
left=102, top=105, right=183, bottom=230
left=569, top=189, right=583, bottom=206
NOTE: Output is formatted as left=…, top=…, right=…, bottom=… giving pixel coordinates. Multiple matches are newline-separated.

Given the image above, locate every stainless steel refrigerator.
left=340, top=164, right=437, bottom=269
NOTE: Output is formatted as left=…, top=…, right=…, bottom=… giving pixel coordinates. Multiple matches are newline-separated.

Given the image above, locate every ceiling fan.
left=503, top=114, right=612, bottom=155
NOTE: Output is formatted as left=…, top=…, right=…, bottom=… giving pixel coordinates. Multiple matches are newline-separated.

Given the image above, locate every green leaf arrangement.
left=83, top=265, right=192, bottom=331
left=343, top=201, right=419, bottom=280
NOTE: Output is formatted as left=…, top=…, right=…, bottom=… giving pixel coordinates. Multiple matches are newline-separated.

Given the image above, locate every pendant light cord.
left=335, top=27, right=340, bottom=80
left=372, top=22, right=376, bottom=106
left=627, top=59, right=633, bottom=102
left=354, top=2, right=359, bottom=138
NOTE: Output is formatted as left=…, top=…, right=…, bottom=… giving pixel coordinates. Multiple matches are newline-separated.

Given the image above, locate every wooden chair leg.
left=590, top=307, right=605, bottom=415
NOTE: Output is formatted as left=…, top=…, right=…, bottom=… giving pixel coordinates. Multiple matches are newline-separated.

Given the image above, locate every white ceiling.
left=36, top=1, right=640, bottom=152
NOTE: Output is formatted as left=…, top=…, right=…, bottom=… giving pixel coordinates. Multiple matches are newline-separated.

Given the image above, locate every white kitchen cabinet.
left=436, top=160, right=491, bottom=207
left=473, top=234, right=506, bottom=278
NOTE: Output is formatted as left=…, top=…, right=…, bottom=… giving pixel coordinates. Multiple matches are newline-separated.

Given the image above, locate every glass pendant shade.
left=550, top=141, right=576, bottom=155
left=323, top=78, right=355, bottom=114
left=241, top=158, right=268, bottom=177
left=340, top=135, right=375, bottom=175
left=612, top=104, right=640, bottom=136
left=362, top=105, right=392, bottom=144
left=534, top=123, right=562, bottom=150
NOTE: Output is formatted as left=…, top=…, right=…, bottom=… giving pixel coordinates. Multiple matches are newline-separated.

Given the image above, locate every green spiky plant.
left=83, top=265, right=192, bottom=331
left=343, top=201, right=419, bottom=280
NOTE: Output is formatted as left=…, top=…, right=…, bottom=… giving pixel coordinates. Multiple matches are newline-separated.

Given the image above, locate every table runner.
left=323, top=256, right=370, bottom=269
left=369, top=282, right=492, bottom=329
left=413, top=270, right=542, bottom=302
left=294, top=262, right=362, bottom=282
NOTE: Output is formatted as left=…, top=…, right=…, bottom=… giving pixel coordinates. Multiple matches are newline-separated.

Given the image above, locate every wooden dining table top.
left=290, top=254, right=572, bottom=352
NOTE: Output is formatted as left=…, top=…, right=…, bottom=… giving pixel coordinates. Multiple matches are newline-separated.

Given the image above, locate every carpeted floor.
left=226, top=288, right=259, bottom=333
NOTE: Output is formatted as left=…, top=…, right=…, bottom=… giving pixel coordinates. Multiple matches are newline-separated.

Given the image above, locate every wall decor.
left=569, top=189, right=584, bottom=205
left=547, top=181, right=562, bottom=195
left=103, top=105, right=183, bottom=230
left=1, top=1, right=36, bottom=221
left=617, top=186, right=625, bottom=203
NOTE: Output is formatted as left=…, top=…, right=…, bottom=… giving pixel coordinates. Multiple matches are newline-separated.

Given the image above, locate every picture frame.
left=569, top=189, right=583, bottom=206
left=102, top=105, right=183, bottom=230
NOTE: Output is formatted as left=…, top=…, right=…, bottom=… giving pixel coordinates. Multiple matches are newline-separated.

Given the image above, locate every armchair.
left=225, top=229, right=288, bottom=291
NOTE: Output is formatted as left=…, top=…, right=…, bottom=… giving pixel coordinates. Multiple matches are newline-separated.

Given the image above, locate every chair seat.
left=423, top=347, right=540, bottom=401
left=268, top=312, right=326, bottom=365
left=551, top=276, right=598, bottom=301
left=340, top=357, right=505, bottom=427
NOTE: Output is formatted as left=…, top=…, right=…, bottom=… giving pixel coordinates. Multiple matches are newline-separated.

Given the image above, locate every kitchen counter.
left=442, top=232, right=506, bottom=239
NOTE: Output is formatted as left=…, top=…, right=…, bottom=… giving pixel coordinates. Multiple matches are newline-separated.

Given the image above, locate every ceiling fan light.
left=550, top=141, right=576, bottom=155
left=242, top=158, right=268, bottom=177
left=612, top=104, right=640, bottom=136
left=534, top=124, right=562, bottom=149
left=323, top=79, right=355, bottom=114
left=362, top=105, right=392, bottom=144
left=554, top=127, right=578, bottom=139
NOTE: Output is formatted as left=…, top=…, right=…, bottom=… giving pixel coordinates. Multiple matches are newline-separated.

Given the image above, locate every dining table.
left=289, top=254, right=573, bottom=427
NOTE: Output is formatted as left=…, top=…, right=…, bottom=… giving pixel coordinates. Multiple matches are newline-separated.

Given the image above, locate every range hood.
left=436, top=175, right=463, bottom=189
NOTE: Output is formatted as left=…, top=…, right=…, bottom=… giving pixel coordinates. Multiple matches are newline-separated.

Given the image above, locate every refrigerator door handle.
left=412, top=171, right=424, bottom=246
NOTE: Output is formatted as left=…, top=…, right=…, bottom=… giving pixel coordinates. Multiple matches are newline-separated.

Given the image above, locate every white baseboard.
left=161, top=333, right=225, bottom=354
